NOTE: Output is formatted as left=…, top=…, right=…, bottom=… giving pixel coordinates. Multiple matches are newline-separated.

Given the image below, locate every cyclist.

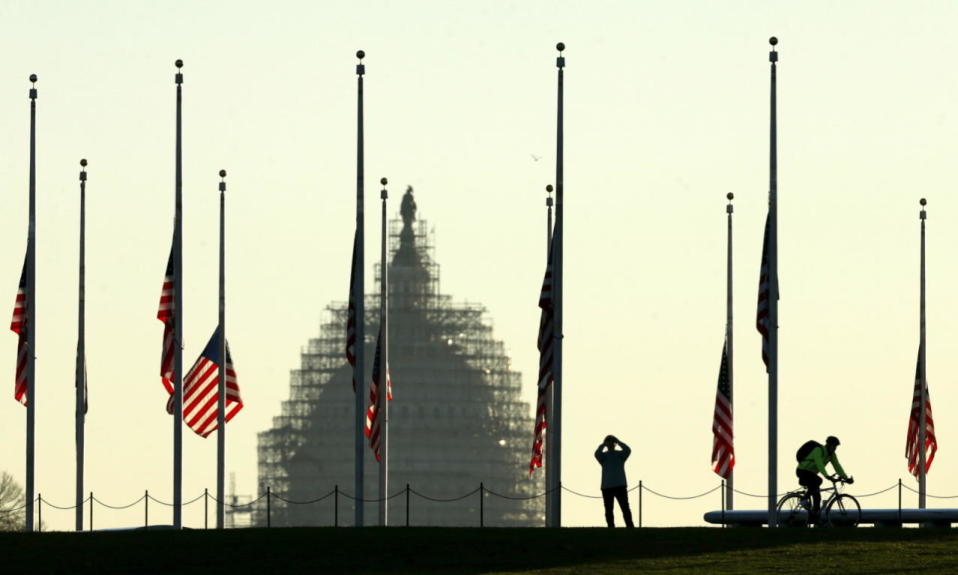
left=796, top=435, right=853, bottom=524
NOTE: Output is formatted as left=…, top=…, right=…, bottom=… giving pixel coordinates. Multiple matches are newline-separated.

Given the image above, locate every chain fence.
left=1, top=478, right=950, bottom=531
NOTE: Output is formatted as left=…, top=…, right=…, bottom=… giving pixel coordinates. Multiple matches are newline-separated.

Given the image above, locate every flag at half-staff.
left=173, top=327, right=243, bottom=437
left=756, top=215, right=771, bottom=372
left=711, top=343, right=734, bottom=478
left=906, top=352, right=937, bottom=478
left=529, top=237, right=555, bottom=474
left=10, top=257, right=28, bottom=405
left=365, top=324, right=391, bottom=461
left=157, top=244, right=175, bottom=394
left=346, top=230, right=359, bottom=391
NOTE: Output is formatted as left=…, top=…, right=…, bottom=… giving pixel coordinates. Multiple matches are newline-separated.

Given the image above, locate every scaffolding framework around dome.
left=257, top=204, right=544, bottom=527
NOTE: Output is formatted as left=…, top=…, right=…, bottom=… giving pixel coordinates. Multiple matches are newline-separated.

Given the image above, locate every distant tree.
left=0, top=471, right=25, bottom=531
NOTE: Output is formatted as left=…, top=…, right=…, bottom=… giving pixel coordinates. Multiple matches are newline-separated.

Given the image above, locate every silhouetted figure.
left=795, top=435, right=853, bottom=523
left=594, top=435, right=634, bottom=528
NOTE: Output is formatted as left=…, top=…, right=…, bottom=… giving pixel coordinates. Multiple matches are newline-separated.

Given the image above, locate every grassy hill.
left=3, top=526, right=957, bottom=574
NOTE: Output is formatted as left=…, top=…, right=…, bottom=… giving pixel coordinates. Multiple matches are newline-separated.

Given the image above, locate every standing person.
left=594, top=435, right=634, bottom=528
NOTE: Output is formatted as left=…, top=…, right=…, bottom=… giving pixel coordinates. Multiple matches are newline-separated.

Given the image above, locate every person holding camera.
left=594, top=435, right=634, bottom=528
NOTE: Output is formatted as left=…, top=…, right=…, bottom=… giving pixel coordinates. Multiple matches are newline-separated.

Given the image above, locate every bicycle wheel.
left=824, top=494, right=861, bottom=527
left=776, top=493, right=810, bottom=527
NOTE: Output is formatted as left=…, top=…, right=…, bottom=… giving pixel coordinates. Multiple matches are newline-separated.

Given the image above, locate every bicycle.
left=776, top=476, right=861, bottom=527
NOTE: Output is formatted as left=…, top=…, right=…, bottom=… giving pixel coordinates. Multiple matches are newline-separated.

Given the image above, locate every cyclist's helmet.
left=826, top=436, right=840, bottom=448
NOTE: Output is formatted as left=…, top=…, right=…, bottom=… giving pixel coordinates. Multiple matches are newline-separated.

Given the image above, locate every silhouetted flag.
left=10, top=256, right=28, bottom=405
left=171, top=328, right=243, bottom=437
left=711, top=342, right=734, bottom=478
left=529, top=239, right=554, bottom=475
left=76, top=343, right=87, bottom=414
left=756, top=216, right=770, bottom=371
left=346, top=230, right=358, bottom=391
left=157, top=244, right=175, bottom=396
left=365, top=324, right=391, bottom=461
left=906, top=354, right=937, bottom=477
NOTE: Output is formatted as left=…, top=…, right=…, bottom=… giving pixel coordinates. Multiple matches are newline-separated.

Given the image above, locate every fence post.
left=405, top=484, right=410, bottom=527
left=204, top=488, right=209, bottom=530
left=89, top=492, right=93, bottom=531
left=334, top=485, right=339, bottom=527
left=480, top=482, right=484, bottom=528
left=638, top=481, right=643, bottom=528
left=145, top=490, right=149, bottom=529
left=721, top=480, right=725, bottom=527
left=898, top=478, right=902, bottom=526
left=267, top=486, right=271, bottom=528
left=37, top=493, right=42, bottom=532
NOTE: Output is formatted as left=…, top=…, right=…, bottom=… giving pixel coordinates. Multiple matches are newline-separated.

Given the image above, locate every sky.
left=1, top=0, right=958, bottom=530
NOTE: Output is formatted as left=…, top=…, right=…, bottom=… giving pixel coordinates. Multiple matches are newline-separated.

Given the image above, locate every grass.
left=3, top=526, right=958, bottom=574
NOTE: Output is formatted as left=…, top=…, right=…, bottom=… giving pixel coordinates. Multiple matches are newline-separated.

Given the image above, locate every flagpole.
left=918, top=198, right=927, bottom=509
left=216, top=169, right=227, bottom=528
left=766, top=37, right=779, bottom=528
left=545, top=184, right=554, bottom=526
left=173, top=59, right=184, bottom=530
left=76, top=159, right=88, bottom=531
left=552, top=41, right=565, bottom=529
left=25, top=74, right=37, bottom=532
left=354, top=49, right=367, bottom=528
left=379, top=177, right=389, bottom=527
left=725, top=192, right=734, bottom=510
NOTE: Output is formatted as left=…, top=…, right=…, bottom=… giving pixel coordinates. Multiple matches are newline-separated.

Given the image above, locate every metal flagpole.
left=918, top=198, right=927, bottom=509
left=379, top=177, right=389, bottom=526
left=217, top=170, right=227, bottom=528
left=25, top=74, right=37, bottom=532
left=355, top=49, right=367, bottom=528
left=725, top=192, right=734, bottom=511
left=76, top=159, right=88, bottom=531
left=766, top=37, right=779, bottom=528
left=552, top=41, right=565, bottom=530
left=545, top=184, right=554, bottom=526
left=173, top=59, right=185, bottom=529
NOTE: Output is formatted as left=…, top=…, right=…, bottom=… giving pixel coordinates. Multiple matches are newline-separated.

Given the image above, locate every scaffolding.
left=256, top=187, right=543, bottom=526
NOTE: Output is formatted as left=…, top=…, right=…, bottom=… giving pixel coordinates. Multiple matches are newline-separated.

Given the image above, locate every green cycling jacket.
left=797, top=445, right=847, bottom=478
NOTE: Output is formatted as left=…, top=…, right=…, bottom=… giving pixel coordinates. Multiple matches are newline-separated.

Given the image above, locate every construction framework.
left=256, top=188, right=543, bottom=526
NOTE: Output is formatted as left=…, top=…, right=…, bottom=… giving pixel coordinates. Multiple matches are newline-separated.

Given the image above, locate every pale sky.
left=1, top=1, right=957, bottom=530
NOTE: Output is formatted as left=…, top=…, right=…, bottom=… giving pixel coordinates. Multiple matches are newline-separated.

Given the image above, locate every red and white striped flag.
left=171, top=328, right=243, bottom=437
left=365, top=324, right=392, bottom=461
left=711, top=342, right=734, bottom=478
left=346, top=231, right=358, bottom=391
left=157, top=245, right=175, bottom=396
left=10, top=257, right=28, bottom=405
left=756, top=216, right=771, bottom=371
left=906, top=353, right=937, bottom=477
left=529, top=239, right=554, bottom=475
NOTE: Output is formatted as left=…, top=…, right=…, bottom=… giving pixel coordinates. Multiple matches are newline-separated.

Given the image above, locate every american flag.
left=172, top=328, right=243, bottom=437
left=756, top=215, right=770, bottom=371
left=365, top=324, right=391, bottom=461
left=711, top=342, right=734, bottom=478
left=76, top=343, right=87, bottom=415
left=346, top=230, right=358, bottom=391
left=906, top=352, right=937, bottom=477
left=10, top=257, right=28, bottom=406
left=157, top=245, right=175, bottom=395
left=529, top=239, right=554, bottom=475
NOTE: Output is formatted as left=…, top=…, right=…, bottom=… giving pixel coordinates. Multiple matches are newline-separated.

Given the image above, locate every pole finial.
left=920, top=198, right=927, bottom=220
left=219, top=170, right=227, bottom=192
left=29, top=74, right=37, bottom=84
left=356, top=50, right=366, bottom=75
left=546, top=184, right=554, bottom=194
left=80, top=159, right=88, bottom=168
left=769, top=37, right=779, bottom=62
left=175, top=59, right=184, bottom=84
left=556, top=43, right=566, bottom=68
left=175, top=59, right=184, bottom=69
left=380, top=177, right=388, bottom=199
left=80, top=159, right=87, bottom=181
left=546, top=185, right=554, bottom=207
left=726, top=192, right=734, bottom=201
left=920, top=198, right=927, bottom=207
left=357, top=50, right=365, bottom=60
left=29, top=74, right=37, bottom=99
left=556, top=42, right=565, bottom=52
